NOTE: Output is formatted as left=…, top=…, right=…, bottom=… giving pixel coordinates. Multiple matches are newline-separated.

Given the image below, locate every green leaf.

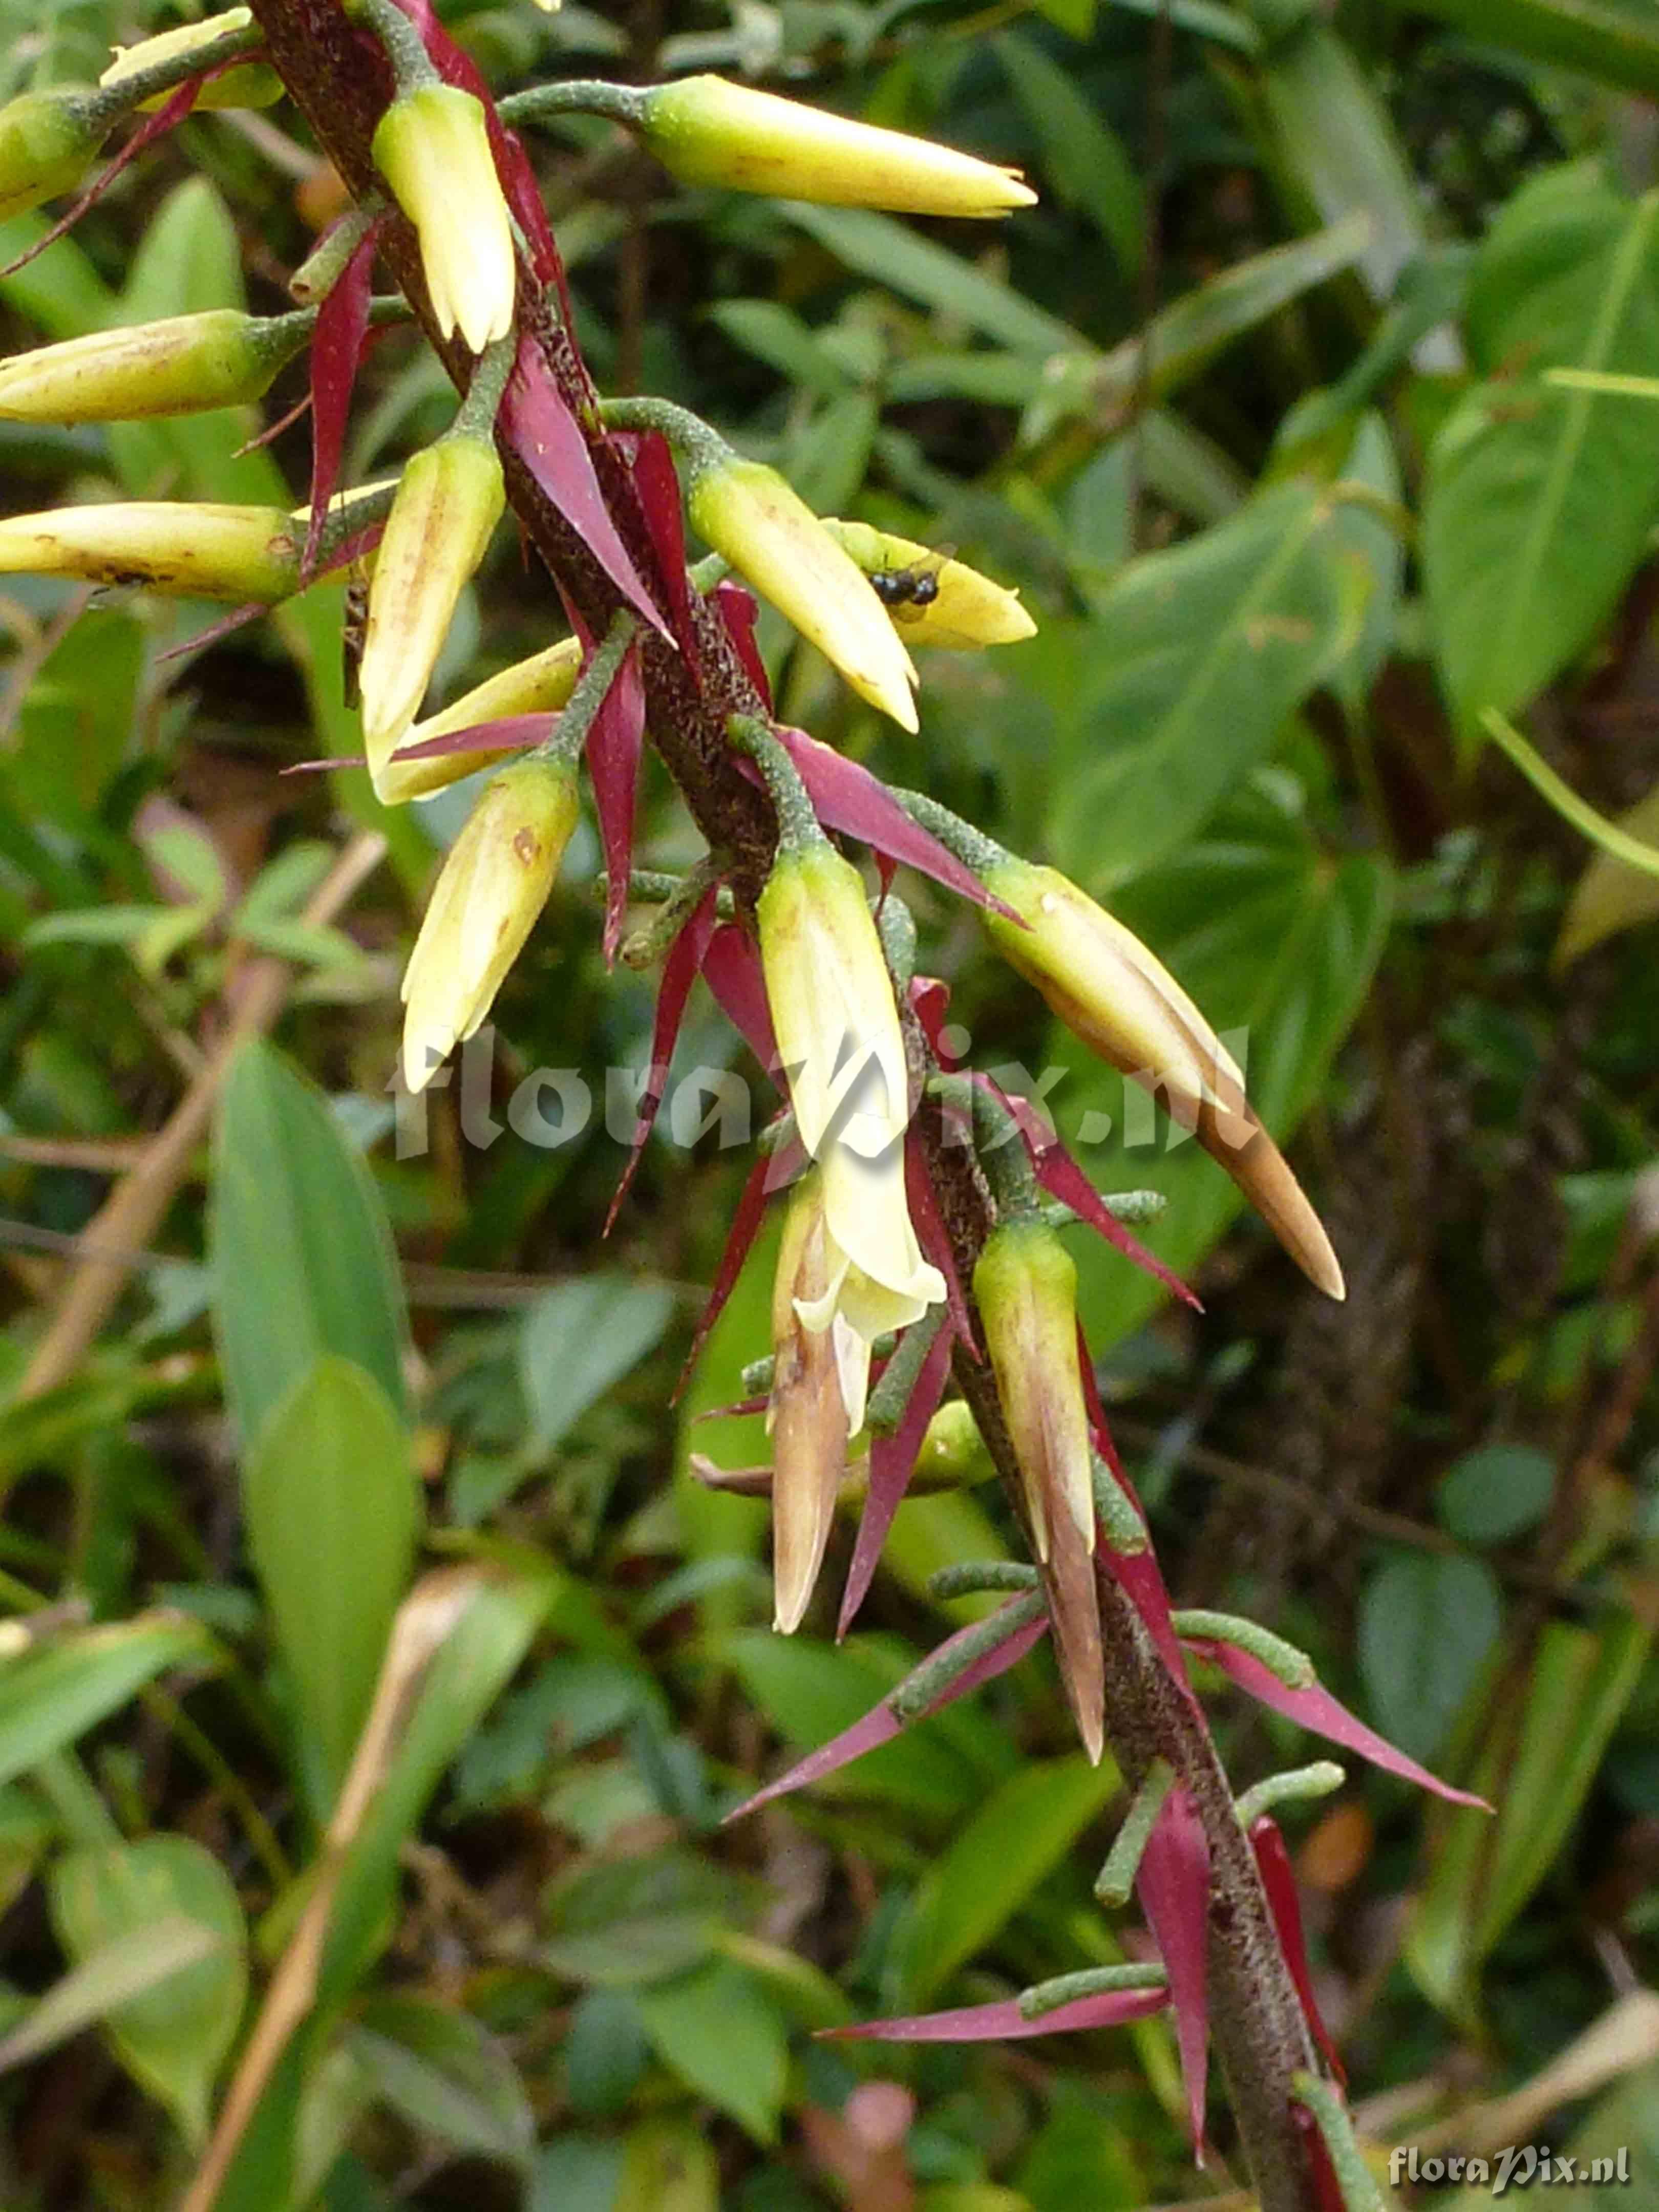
left=1040, top=482, right=1362, bottom=889
left=889, top=1754, right=1121, bottom=2007
left=782, top=202, right=1079, bottom=358
left=1435, top=1445, right=1556, bottom=1544
left=613, top=2120, right=719, bottom=2212
left=1556, top=777, right=1659, bottom=961
left=1052, top=774, right=1392, bottom=1348
left=534, top=2135, right=628, bottom=2212
left=8, top=606, right=144, bottom=827
left=0, top=1614, right=209, bottom=1789
left=704, top=301, right=853, bottom=399
left=348, top=1996, right=534, bottom=2170
left=564, top=1987, right=651, bottom=2115
left=540, top=1851, right=733, bottom=1988
left=634, top=1961, right=788, bottom=2144
left=50, top=1836, right=246, bottom=2147
left=210, top=1038, right=410, bottom=1448
left=519, top=1275, right=675, bottom=1453
left=1400, top=0, right=1659, bottom=97
left=243, top=1357, right=420, bottom=1806
left=995, top=33, right=1143, bottom=276
left=1408, top=1614, right=1651, bottom=2013
left=1358, top=1552, right=1503, bottom=1766
left=1252, top=24, right=1426, bottom=300
left=0, top=1913, right=219, bottom=2075
left=1423, top=168, right=1659, bottom=734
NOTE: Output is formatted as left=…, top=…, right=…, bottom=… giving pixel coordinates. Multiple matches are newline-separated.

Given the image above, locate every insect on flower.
left=868, top=544, right=951, bottom=619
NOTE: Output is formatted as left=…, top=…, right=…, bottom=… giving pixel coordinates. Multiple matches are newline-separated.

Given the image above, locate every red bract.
left=837, top=1318, right=955, bottom=1637
left=725, top=1594, right=1049, bottom=1821
left=606, top=885, right=720, bottom=1231
left=904, top=1136, right=975, bottom=1351
left=303, top=218, right=379, bottom=579
left=501, top=343, right=671, bottom=641
left=826, top=1983, right=1168, bottom=2044
left=1185, top=1640, right=1492, bottom=1810
left=1137, top=1784, right=1211, bottom=2152
left=770, top=727, right=1017, bottom=917
left=699, top=921, right=778, bottom=1072
left=583, top=638, right=646, bottom=963
left=629, top=430, right=700, bottom=661
left=1249, top=1815, right=1344, bottom=2082
left=714, top=579, right=770, bottom=705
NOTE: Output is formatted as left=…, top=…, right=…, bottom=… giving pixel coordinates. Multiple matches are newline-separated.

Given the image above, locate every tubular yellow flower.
left=984, top=857, right=1345, bottom=1302
left=372, top=85, right=516, bottom=352
left=821, top=520, right=1037, bottom=649
left=0, top=88, right=108, bottom=221
left=379, top=635, right=583, bottom=803
left=358, top=432, right=506, bottom=791
left=0, top=309, right=309, bottom=423
left=100, top=11, right=283, bottom=110
left=400, top=756, right=580, bottom=1091
left=972, top=1219, right=1094, bottom=1564
left=757, top=842, right=944, bottom=1325
left=686, top=455, right=918, bottom=731
left=637, top=75, right=1035, bottom=218
left=0, top=500, right=300, bottom=599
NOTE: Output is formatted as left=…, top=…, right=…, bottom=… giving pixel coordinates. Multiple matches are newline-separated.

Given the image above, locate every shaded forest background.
left=3, top=0, right=1659, bottom=2204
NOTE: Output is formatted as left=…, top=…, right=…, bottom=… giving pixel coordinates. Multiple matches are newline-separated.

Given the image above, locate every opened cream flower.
left=822, top=520, right=1037, bottom=650
left=372, top=84, right=517, bottom=352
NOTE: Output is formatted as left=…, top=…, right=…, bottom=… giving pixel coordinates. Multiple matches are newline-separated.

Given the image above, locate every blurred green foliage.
left=2, top=0, right=1659, bottom=2206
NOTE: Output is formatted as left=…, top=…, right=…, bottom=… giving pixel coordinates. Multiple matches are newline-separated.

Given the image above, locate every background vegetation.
left=3, top=0, right=1659, bottom=2204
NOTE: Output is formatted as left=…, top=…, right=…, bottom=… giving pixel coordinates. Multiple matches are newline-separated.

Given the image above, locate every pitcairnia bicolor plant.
left=0, top=8, right=1487, bottom=2206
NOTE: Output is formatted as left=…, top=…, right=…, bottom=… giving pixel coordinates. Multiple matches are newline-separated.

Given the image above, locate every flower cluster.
left=0, top=14, right=1414, bottom=2204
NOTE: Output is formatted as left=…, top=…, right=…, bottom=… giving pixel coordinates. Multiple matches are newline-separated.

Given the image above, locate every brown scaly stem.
left=917, top=1091, right=1322, bottom=2212
left=247, top=10, right=1324, bottom=2203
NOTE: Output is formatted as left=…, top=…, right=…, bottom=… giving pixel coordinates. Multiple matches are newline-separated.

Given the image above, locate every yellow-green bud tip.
left=642, top=76, right=1036, bottom=219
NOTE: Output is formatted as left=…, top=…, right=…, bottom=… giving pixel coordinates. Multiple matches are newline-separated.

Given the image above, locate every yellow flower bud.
left=910, top=1398, right=997, bottom=1491
left=820, top=520, right=1037, bottom=649
left=400, top=756, right=580, bottom=1090
left=0, top=309, right=308, bottom=423
left=0, top=500, right=299, bottom=599
left=100, top=11, right=283, bottom=111
left=0, top=87, right=107, bottom=221
left=372, top=84, right=516, bottom=353
left=358, top=433, right=506, bottom=792
left=972, top=1219, right=1094, bottom=1563
left=639, top=75, right=1035, bottom=218
left=984, top=858, right=1344, bottom=1301
left=686, top=455, right=918, bottom=731
left=379, top=635, right=583, bottom=803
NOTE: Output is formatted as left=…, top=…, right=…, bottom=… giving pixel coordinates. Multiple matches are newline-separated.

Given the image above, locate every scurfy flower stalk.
left=0, top=8, right=1446, bottom=2207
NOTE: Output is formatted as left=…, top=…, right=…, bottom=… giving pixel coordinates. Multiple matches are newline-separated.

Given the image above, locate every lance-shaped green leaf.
left=0, top=1613, right=209, bottom=1788
left=1039, top=479, right=1365, bottom=889
left=242, top=1357, right=420, bottom=1811
left=1423, top=167, right=1659, bottom=738
left=1401, top=0, right=1659, bottom=97
left=210, top=1038, right=410, bottom=1448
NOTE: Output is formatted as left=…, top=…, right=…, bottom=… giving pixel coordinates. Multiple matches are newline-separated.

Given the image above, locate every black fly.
left=869, top=546, right=950, bottom=619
